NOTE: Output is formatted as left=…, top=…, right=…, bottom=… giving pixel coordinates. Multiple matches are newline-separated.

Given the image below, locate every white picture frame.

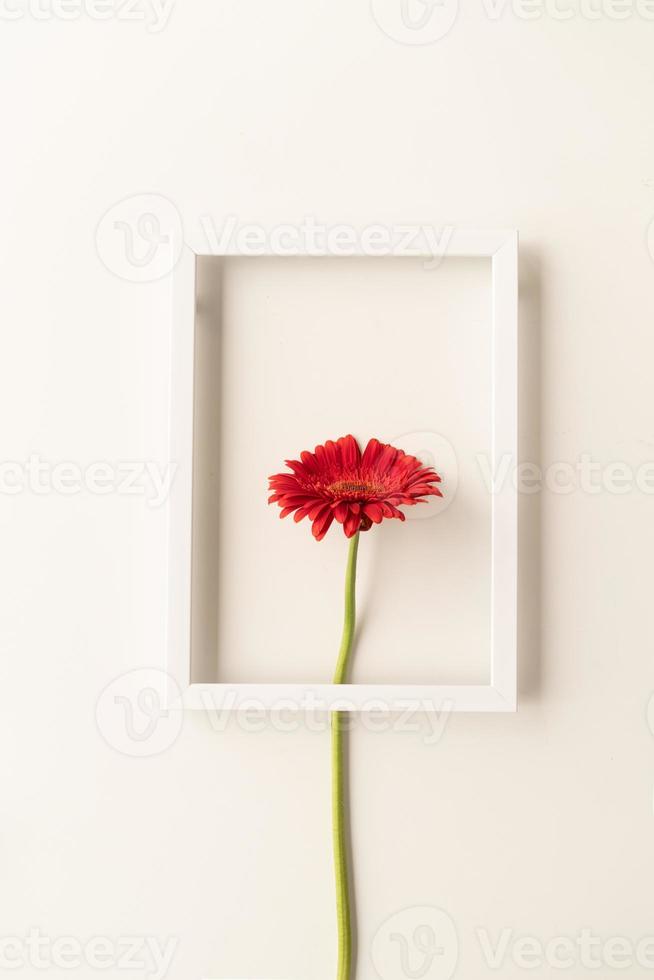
left=166, top=229, right=518, bottom=713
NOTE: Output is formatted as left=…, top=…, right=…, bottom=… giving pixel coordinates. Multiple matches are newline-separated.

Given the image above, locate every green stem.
left=331, top=531, right=359, bottom=980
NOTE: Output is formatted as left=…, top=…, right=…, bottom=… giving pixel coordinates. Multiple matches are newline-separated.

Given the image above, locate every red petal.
left=276, top=494, right=315, bottom=507
left=376, top=443, right=399, bottom=474
left=334, top=502, right=349, bottom=523
left=363, top=502, right=383, bottom=523
left=312, top=510, right=334, bottom=540
left=361, top=438, right=382, bottom=468
left=285, top=460, right=308, bottom=478
left=338, top=434, right=361, bottom=469
left=269, top=477, right=302, bottom=491
left=319, top=440, right=339, bottom=471
left=344, top=511, right=361, bottom=537
left=308, top=500, right=328, bottom=520
left=300, top=451, right=319, bottom=472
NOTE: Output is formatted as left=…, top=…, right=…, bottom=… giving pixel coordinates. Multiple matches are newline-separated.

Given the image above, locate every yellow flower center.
left=328, top=480, right=383, bottom=497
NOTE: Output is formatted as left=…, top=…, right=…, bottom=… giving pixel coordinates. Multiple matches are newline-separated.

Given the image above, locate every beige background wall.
left=192, top=255, right=493, bottom=688
left=2, top=2, right=654, bottom=978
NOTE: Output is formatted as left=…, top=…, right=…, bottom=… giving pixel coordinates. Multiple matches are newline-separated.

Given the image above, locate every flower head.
left=268, top=434, right=443, bottom=541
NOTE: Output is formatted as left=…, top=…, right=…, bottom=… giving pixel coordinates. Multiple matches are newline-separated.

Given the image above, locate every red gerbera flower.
left=268, top=434, right=443, bottom=541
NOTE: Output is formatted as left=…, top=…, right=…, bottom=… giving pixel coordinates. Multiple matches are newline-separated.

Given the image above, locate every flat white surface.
left=3, top=8, right=654, bottom=980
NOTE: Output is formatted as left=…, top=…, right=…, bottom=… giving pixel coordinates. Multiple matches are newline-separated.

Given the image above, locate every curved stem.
left=332, top=531, right=359, bottom=980
left=333, top=532, right=360, bottom=685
